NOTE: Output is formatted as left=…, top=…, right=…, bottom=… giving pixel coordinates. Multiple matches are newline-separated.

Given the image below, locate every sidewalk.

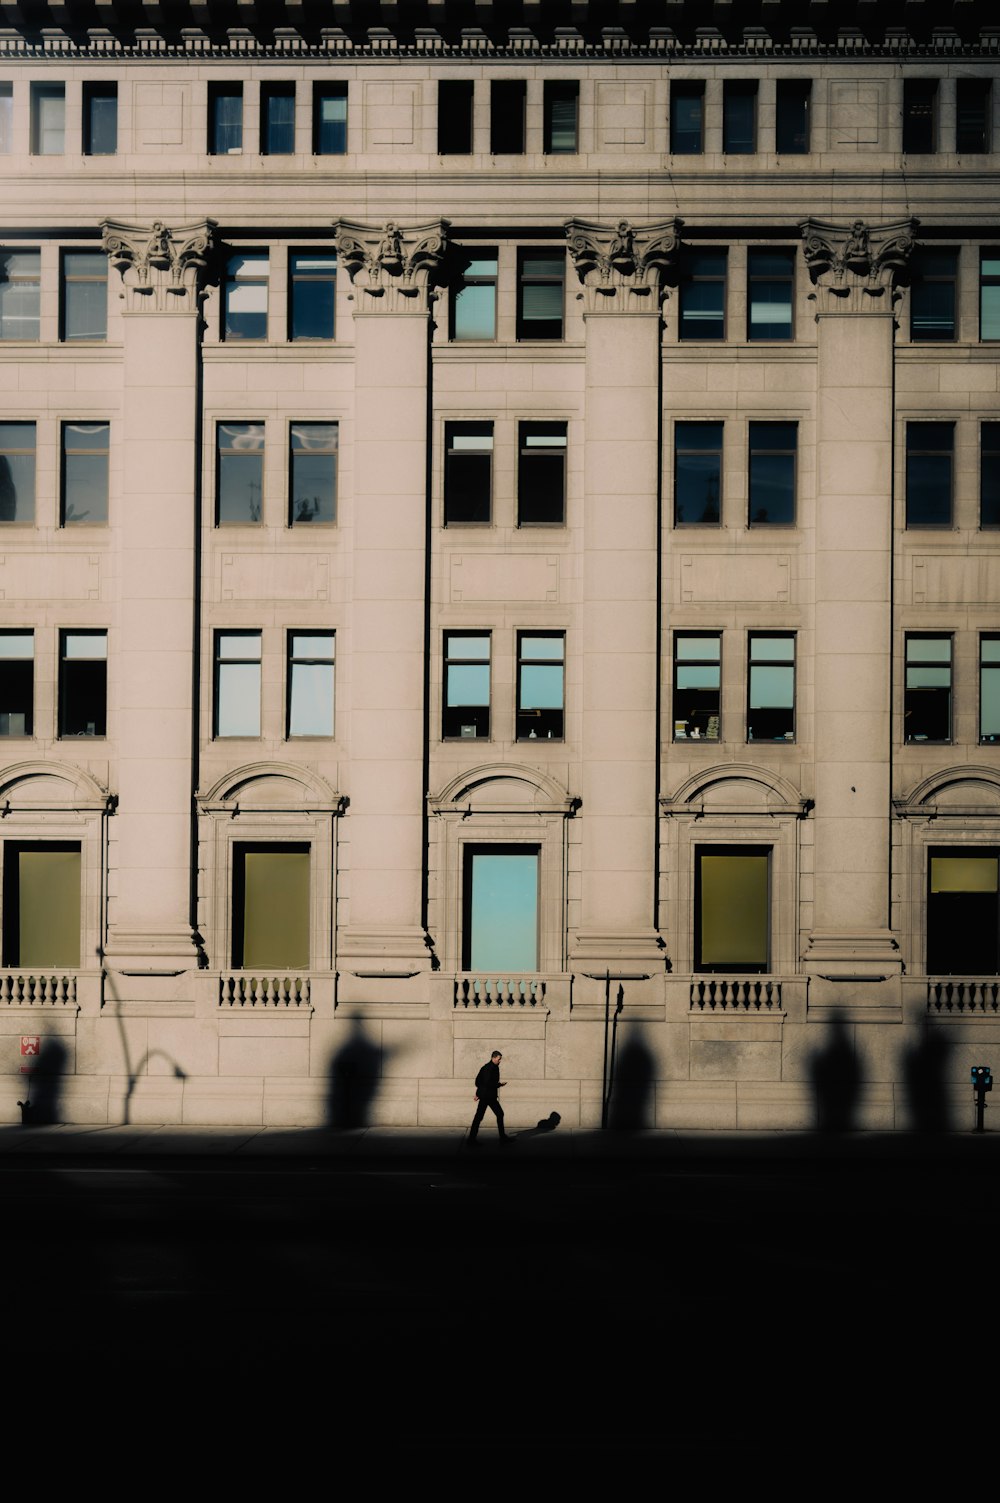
left=1, top=1118, right=998, bottom=1164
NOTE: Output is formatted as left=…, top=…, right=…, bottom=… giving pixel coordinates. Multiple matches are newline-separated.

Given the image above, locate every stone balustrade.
left=689, top=978, right=783, bottom=1012
left=454, top=975, right=547, bottom=1008
left=219, top=973, right=312, bottom=1009
left=0, top=973, right=78, bottom=1006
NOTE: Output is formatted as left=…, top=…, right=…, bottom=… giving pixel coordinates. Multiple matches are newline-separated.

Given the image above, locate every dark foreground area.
left=5, top=1127, right=995, bottom=1473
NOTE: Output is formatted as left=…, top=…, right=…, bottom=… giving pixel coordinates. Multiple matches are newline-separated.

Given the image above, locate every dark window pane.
left=491, top=80, right=526, bottom=154
left=906, top=423, right=953, bottom=527
left=748, top=635, right=795, bottom=742
left=517, top=252, right=564, bottom=340
left=445, top=423, right=492, bottom=525
left=723, top=82, right=756, bottom=153
left=83, top=84, right=117, bottom=155
left=0, top=423, right=35, bottom=523
left=982, top=423, right=1000, bottom=527
left=905, top=636, right=952, bottom=742
left=262, top=84, right=295, bottom=155
left=314, top=84, right=347, bottom=154
left=928, top=850, right=1000, bottom=975
left=0, top=632, right=33, bottom=736
left=289, top=252, right=335, bottom=340
left=518, top=424, right=566, bottom=525
left=62, top=422, right=109, bottom=525
left=903, top=79, right=937, bottom=153
left=749, top=422, right=797, bottom=526
left=957, top=79, right=991, bottom=154
left=444, top=632, right=491, bottom=739
left=748, top=249, right=794, bottom=340
left=679, top=252, right=726, bottom=340
left=210, top=84, right=243, bottom=154
left=544, top=81, right=578, bottom=153
left=674, top=422, right=722, bottom=525
left=290, top=422, right=337, bottom=524
left=517, top=634, right=564, bottom=740
left=438, top=80, right=473, bottom=154
left=673, top=634, right=721, bottom=740
left=60, top=632, right=107, bottom=737
left=776, top=80, right=810, bottom=154
left=218, top=422, right=264, bottom=524
left=670, top=84, right=704, bottom=154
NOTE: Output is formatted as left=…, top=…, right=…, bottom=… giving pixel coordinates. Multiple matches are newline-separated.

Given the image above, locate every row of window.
left=7, top=835, right=997, bottom=978
left=7, top=75, right=991, bottom=162
left=5, top=242, right=1000, bottom=347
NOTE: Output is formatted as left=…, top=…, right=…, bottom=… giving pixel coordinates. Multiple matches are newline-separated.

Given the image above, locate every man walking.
left=468, top=1050, right=508, bottom=1142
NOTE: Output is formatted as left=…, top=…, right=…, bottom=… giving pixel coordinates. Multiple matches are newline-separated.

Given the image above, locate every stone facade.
left=1, top=0, right=999, bottom=1130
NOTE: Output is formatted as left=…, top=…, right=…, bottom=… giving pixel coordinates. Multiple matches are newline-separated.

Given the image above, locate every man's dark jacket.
left=475, top=1060, right=500, bottom=1100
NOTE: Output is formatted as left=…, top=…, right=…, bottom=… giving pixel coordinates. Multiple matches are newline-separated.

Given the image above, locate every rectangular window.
left=906, top=422, right=953, bottom=527
left=748, top=634, right=795, bottom=742
left=217, top=422, right=264, bottom=525
left=982, top=422, right=1000, bottom=528
left=62, top=422, right=109, bottom=526
left=61, top=251, right=108, bottom=342
left=443, top=632, right=491, bottom=740
left=957, top=79, right=991, bottom=154
left=696, top=847, right=770, bottom=973
left=3, top=843, right=81, bottom=968
left=31, top=83, right=65, bottom=155
left=723, top=80, right=756, bottom=153
left=517, top=251, right=564, bottom=340
left=775, top=79, right=811, bottom=154
left=223, top=253, right=268, bottom=340
left=980, top=637, right=1000, bottom=745
left=674, top=421, right=722, bottom=526
left=903, top=79, right=937, bottom=153
left=543, top=81, right=579, bottom=154
left=928, top=849, right=1000, bottom=976
left=445, top=422, right=493, bottom=525
left=290, top=421, right=337, bottom=525
left=747, top=249, right=794, bottom=341
left=452, top=251, right=497, bottom=342
left=232, top=844, right=310, bottom=969
left=209, top=83, right=243, bottom=155
left=0, top=84, right=11, bottom=153
left=905, top=635, right=952, bottom=743
left=516, top=632, right=564, bottom=741
left=910, top=251, right=957, bottom=341
left=0, top=251, right=40, bottom=341
left=748, top=422, right=797, bottom=527
left=674, top=634, right=721, bottom=742
left=287, top=632, right=335, bottom=738
left=215, top=631, right=261, bottom=738
left=82, top=82, right=117, bottom=155
left=670, top=82, right=704, bottom=154
left=289, top=251, right=335, bottom=341
left=0, top=632, right=33, bottom=736
left=518, top=422, right=567, bottom=526
left=59, top=630, right=107, bottom=738
left=679, top=250, right=727, bottom=340
left=313, top=83, right=347, bottom=155
left=0, top=423, right=35, bottom=523
left=80, top=86, right=117, bottom=163
left=491, top=80, right=526, bottom=154
left=438, top=79, right=473, bottom=154
left=261, top=83, right=295, bottom=155
left=462, top=847, right=539, bottom=972
left=981, top=251, right=1000, bottom=341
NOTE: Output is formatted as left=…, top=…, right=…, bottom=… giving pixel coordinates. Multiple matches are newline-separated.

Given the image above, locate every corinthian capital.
left=101, top=219, right=216, bottom=313
left=333, top=219, right=450, bottom=314
left=800, top=217, right=918, bottom=314
left=565, top=217, right=682, bottom=312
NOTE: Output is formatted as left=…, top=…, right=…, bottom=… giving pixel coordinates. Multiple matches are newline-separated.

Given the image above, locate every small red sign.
left=20, top=1036, right=39, bottom=1057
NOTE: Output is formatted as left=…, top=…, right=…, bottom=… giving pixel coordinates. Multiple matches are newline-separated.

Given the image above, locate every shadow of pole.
left=100, top=949, right=187, bottom=1125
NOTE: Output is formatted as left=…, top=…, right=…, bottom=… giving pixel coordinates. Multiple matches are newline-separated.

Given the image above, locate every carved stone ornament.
left=565, top=217, right=683, bottom=312
left=800, top=217, right=918, bottom=315
left=333, top=219, right=450, bottom=313
left=101, top=219, right=216, bottom=313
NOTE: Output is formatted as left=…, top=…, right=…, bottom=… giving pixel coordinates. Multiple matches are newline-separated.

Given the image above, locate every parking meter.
left=971, top=1065, right=993, bottom=1132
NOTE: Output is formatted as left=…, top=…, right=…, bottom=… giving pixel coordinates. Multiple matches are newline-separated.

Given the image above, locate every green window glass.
left=674, top=634, right=721, bottom=741
left=3, top=843, right=81, bottom=967
left=928, top=849, right=1000, bottom=976
left=905, top=635, right=952, bottom=743
left=748, top=634, right=795, bottom=742
left=980, top=637, right=1000, bottom=744
left=696, top=848, right=770, bottom=973
left=233, top=844, right=310, bottom=969
left=452, top=253, right=497, bottom=342
left=981, top=252, right=1000, bottom=341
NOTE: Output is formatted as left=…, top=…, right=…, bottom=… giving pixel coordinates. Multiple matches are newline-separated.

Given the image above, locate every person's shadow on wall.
left=608, top=1026, right=655, bottom=1132
left=902, top=1027, right=953, bottom=1133
left=18, top=1037, right=68, bottom=1125
left=809, top=1010, right=863, bottom=1132
left=326, top=1018, right=383, bottom=1130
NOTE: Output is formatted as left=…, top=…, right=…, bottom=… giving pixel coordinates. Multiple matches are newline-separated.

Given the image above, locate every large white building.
left=1, top=0, right=999, bottom=1130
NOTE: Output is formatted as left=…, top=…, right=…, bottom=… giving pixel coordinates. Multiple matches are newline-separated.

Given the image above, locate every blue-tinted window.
left=217, top=422, right=264, bottom=524
left=444, top=632, right=491, bottom=739
left=0, top=423, right=34, bottom=523
left=62, top=422, right=109, bottom=525
left=313, top=84, right=347, bottom=154
left=674, top=634, right=721, bottom=742
left=288, top=632, right=335, bottom=738
left=723, top=81, right=756, bottom=153
left=83, top=83, right=117, bottom=155
left=215, top=632, right=261, bottom=737
left=911, top=251, right=957, bottom=341
left=516, top=633, right=564, bottom=740
left=61, top=252, right=107, bottom=341
left=748, top=250, right=794, bottom=340
left=59, top=632, right=106, bottom=738
left=261, top=83, right=295, bottom=155
left=906, top=422, right=953, bottom=526
left=748, top=635, right=795, bottom=742
left=679, top=250, right=726, bottom=340
left=289, top=251, right=335, bottom=341
left=670, top=83, right=704, bottom=154
left=290, top=422, right=337, bottom=525
left=209, top=83, right=243, bottom=155
left=675, top=422, right=723, bottom=525
left=452, top=252, right=497, bottom=341
left=462, top=848, right=539, bottom=972
left=223, top=253, right=268, bottom=340
left=749, top=422, right=797, bottom=526
left=905, top=636, right=951, bottom=742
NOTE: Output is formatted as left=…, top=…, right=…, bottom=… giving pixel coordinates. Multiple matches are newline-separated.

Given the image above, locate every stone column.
left=565, top=219, right=680, bottom=977
left=99, top=219, right=215, bottom=980
left=333, top=220, right=448, bottom=987
left=800, top=218, right=916, bottom=997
